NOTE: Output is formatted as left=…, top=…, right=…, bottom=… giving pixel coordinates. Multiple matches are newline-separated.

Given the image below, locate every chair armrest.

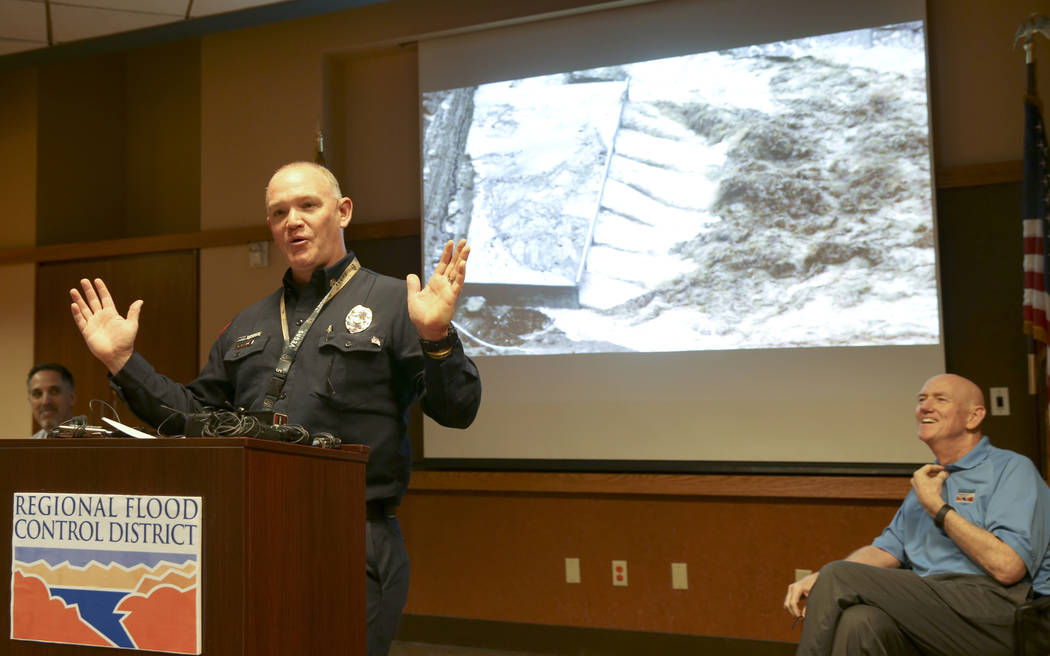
left=1015, top=595, right=1050, bottom=656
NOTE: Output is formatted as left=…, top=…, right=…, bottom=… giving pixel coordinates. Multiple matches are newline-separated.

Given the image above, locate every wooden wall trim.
left=936, top=160, right=1022, bottom=188
left=408, top=470, right=911, bottom=500
left=0, top=158, right=1024, bottom=267
left=0, top=218, right=419, bottom=266
left=1, top=226, right=270, bottom=265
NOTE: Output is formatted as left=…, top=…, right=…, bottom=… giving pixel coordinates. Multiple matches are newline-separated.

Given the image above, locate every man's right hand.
left=784, top=570, right=819, bottom=619
left=70, top=278, right=143, bottom=375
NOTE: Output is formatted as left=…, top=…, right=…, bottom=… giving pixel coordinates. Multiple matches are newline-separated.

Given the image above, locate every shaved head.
left=916, top=373, right=986, bottom=460
left=926, top=373, right=983, bottom=408
left=265, top=162, right=342, bottom=205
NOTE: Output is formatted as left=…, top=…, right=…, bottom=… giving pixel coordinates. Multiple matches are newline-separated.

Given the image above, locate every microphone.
left=310, top=432, right=342, bottom=449
left=48, top=418, right=116, bottom=438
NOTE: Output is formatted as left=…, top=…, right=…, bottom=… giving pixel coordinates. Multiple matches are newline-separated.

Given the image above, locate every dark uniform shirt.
left=111, top=254, right=482, bottom=503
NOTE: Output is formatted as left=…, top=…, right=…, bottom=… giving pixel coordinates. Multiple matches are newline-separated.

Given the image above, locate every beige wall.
left=928, top=0, right=1047, bottom=168
left=0, top=67, right=37, bottom=436
left=0, top=265, right=36, bottom=437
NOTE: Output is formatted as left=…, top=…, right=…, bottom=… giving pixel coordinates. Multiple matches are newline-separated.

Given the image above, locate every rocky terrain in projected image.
left=422, top=23, right=936, bottom=355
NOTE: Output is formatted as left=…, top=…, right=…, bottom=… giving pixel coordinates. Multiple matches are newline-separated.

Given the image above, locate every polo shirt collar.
left=939, top=435, right=991, bottom=472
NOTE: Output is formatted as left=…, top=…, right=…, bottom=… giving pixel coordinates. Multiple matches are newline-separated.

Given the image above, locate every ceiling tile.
left=51, top=5, right=179, bottom=43
left=190, top=0, right=290, bottom=19
left=54, top=0, right=185, bottom=16
left=0, top=37, right=46, bottom=55
left=0, top=0, right=47, bottom=41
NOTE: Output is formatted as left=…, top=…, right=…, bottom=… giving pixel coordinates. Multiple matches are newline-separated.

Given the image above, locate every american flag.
left=1023, top=85, right=1050, bottom=349
left=1024, top=64, right=1050, bottom=474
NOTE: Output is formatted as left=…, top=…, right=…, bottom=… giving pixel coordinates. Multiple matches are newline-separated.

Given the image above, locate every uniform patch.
left=233, top=331, right=263, bottom=350
left=346, top=305, right=373, bottom=333
left=955, top=490, right=976, bottom=504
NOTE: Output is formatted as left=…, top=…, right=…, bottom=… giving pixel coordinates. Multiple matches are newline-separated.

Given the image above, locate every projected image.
left=422, top=21, right=936, bottom=356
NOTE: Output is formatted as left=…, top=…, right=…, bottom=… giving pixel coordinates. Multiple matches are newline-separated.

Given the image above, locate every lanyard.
left=262, top=257, right=361, bottom=412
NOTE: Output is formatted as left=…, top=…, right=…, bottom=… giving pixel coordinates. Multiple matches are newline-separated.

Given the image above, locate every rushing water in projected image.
left=422, top=21, right=936, bottom=356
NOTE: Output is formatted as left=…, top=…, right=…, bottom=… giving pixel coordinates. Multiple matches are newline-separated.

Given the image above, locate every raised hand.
left=406, top=239, right=470, bottom=341
left=70, top=278, right=143, bottom=374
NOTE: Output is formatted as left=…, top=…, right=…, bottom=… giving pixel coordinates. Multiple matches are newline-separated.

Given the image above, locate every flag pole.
left=1024, top=36, right=1038, bottom=399
left=1030, top=41, right=1047, bottom=477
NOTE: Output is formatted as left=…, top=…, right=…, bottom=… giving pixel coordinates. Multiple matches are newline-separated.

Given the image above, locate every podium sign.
left=12, top=492, right=203, bottom=653
left=0, top=438, right=368, bottom=656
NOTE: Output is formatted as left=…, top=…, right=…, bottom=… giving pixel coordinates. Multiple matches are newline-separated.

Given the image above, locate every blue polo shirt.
left=872, top=437, right=1050, bottom=594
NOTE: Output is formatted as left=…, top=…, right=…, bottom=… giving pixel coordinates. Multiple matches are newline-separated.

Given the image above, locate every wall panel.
left=34, top=252, right=199, bottom=432
left=401, top=484, right=902, bottom=642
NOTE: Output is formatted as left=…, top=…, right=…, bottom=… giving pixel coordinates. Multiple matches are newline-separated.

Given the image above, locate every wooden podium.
left=0, top=437, right=369, bottom=655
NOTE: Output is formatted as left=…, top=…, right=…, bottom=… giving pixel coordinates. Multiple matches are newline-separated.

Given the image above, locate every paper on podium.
left=102, top=417, right=157, bottom=439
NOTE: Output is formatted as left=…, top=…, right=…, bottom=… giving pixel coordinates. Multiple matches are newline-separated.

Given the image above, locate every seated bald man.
left=784, top=373, right=1050, bottom=656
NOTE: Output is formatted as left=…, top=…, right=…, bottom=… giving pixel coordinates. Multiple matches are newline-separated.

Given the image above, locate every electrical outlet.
left=671, top=562, right=688, bottom=590
left=565, top=557, right=581, bottom=584
left=795, top=568, right=812, bottom=582
left=612, top=560, right=628, bottom=586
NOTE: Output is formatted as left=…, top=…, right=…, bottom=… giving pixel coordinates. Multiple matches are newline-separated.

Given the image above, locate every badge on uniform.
left=233, top=331, right=262, bottom=350
left=955, top=490, right=975, bottom=504
left=346, top=305, right=373, bottom=333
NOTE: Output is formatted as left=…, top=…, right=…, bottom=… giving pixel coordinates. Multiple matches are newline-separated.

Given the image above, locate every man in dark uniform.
left=69, top=161, right=482, bottom=656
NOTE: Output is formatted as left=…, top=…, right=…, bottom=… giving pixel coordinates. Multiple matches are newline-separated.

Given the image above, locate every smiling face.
left=265, top=163, right=353, bottom=284
left=28, top=369, right=75, bottom=431
left=915, top=374, right=985, bottom=449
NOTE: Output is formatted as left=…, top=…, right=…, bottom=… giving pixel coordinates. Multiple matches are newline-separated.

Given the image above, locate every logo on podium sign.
left=10, top=492, right=202, bottom=654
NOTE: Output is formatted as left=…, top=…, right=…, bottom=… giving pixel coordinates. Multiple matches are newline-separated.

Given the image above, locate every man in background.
left=26, top=362, right=77, bottom=439
left=784, top=373, right=1050, bottom=655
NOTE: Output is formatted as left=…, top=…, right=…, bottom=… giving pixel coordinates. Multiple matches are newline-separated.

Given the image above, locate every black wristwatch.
left=420, top=324, right=458, bottom=359
left=934, top=503, right=954, bottom=530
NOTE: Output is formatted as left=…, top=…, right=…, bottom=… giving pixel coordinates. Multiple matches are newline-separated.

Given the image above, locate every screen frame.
left=416, top=0, right=941, bottom=475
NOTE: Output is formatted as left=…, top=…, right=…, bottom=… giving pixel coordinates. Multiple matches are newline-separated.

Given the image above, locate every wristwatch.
left=934, top=503, right=954, bottom=529
left=420, top=324, right=458, bottom=359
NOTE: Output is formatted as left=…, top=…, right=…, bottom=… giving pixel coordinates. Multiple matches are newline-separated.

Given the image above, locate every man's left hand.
left=911, top=463, right=949, bottom=516
left=407, top=239, right=471, bottom=341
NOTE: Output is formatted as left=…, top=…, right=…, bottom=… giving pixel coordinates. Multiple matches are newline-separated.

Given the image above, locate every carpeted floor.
left=390, top=642, right=551, bottom=656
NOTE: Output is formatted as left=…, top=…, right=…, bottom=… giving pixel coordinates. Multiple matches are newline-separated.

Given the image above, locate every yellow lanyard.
left=263, top=257, right=361, bottom=412
left=278, top=257, right=360, bottom=346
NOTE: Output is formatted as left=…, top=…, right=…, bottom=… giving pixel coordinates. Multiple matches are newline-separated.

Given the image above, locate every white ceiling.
left=0, top=0, right=294, bottom=56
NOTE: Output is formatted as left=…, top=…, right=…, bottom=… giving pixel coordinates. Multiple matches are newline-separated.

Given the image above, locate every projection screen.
left=418, top=0, right=942, bottom=471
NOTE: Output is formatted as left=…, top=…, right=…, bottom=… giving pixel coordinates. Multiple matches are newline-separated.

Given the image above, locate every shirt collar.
left=282, top=252, right=356, bottom=297
left=938, top=435, right=991, bottom=472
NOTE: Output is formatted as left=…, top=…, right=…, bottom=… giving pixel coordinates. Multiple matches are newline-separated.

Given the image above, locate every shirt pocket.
left=223, top=334, right=270, bottom=362
left=222, top=334, right=273, bottom=389
left=315, top=330, right=394, bottom=412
